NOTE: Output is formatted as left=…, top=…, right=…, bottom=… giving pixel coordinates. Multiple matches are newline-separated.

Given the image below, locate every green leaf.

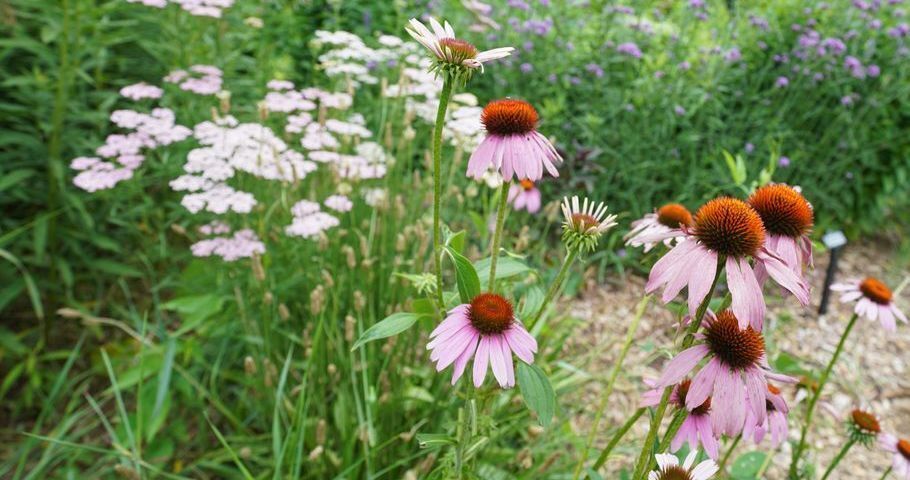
left=163, top=294, right=227, bottom=330
left=351, top=312, right=422, bottom=350
left=92, top=259, right=143, bottom=278
left=415, top=433, right=455, bottom=449
left=444, top=246, right=480, bottom=304
left=730, top=451, right=767, bottom=480
left=475, top=256, right=532, bottom=284
left=445, top=229, right=467, bottom=254
left=516, top=363, right=556, bottom=427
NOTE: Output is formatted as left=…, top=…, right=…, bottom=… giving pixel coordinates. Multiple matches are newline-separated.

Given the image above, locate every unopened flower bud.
left=278, top=303, right=290, bottom=321
left=244, top=356, right=257, bottom=376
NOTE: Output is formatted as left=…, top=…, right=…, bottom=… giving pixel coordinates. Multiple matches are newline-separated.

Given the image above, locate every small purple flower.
left=813, top=72, right=825, bottom=81
left=547, top=73, right=558, bottom=83
left=674, top=105, right=686, bottom=116
left=744, top=143, right=755, bottom=154
left=585, top=63, right=605, bottom=77
left=868, top=19, right=882, bottom=29
left=616, top=42, right=643, bottom=58
left=624, top=103, right=635, bottom=112
left=654, top=70, right=665, bottom=79
left=523, top=40, right=534, bottom=51
left=695, top=11, right=708, bottom=21
left=775, top=76, right=790, bottom=88
left=724, top=47, right=742, bottom=62
left=749, top=15, right=769, bottom=30
left=841, top=95, right=855, bottom=105
left=678, top=60, right=691, bottom=70
left=507, top=0, right=530, bottom=10
left=867, top=64, right=881, bottom=77
left=569, top=76, right=581, bottom=85
left=689, top=0, right=705, bottom=8
left=778, top=156, right=791, bottom=168
left=520, top=63, right=534, bottom=73
left=757, top=40, right=768, bottom=50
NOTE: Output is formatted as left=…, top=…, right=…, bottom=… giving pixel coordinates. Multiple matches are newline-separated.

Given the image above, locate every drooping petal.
left=656, top=344, right=710, bottom=387
left=467, top=136, right=498, bottom=178
left=488, top=335, right=509, bottom=387
left=757, top=249, right=810, bottom=305
left=450, top=332, right=479, bottom=385
left=646, top=239, right=700, bottom=296
left=472, top=336, right=491, bottom=387
left=686, top=357, right=720, bottom=410
left=726, top=256, right=767, bottom=330
left=687, top=249, right=721, bottom=315
left=744, top=367, right=768, bottom=425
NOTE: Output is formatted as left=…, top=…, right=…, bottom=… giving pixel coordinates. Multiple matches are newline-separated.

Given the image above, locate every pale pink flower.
left=647, top=197, right=809, bottom=331
left=120, top=82, right=164, bottom=100
left=624, top=203, right=693, bottom=252
left=748, top=184, right=814, bottom=285
left=648, top=451, right=718, bottom=480
left=743, top=384, right=789, bottom=448
left=642, top=378, right=720, bottom=459
left=427, top=293, right=537, bottom=389
left=830, top=278, right=907, bottom=331
left=653, top=310, right=797, bottom=437
left=467, top=99, right=561, bottom=182
left=880, top=433, right=910, bottom=479
left=405, top=17, right=513, bottom=71
left=324, top=194, right=353, bottom=212
left=507, top=179, right=542, bottom=213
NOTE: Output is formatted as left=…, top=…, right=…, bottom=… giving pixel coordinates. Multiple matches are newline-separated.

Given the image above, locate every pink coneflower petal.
left=450, top=332, right=479, bottom=384
left=685, top=357, right=721, bottom=410
left=468, top=100, right=561, bottom=182
left=726, top=256, right=766, bottom=330
left=657, top=344, right=710, bottom=387
left=756, top=248, right=810, bottom=305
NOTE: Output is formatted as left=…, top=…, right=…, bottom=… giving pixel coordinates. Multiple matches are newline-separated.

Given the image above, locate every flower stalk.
left=531, top=247, right=578, bottom=326
left=431, top=76, right=454, bottom=308
left=631, top=256, right=724, bottom=480
left=590, top=407, right=646, bottom=473
left=789, top=313, right=860, bottom=478
left=820, top=438, right=856, bottom=480
left=487, top=179, right=511, bottom=291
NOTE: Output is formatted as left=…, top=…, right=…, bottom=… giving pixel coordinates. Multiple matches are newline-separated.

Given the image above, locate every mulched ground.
left=566, top=238, right=910, bottom=479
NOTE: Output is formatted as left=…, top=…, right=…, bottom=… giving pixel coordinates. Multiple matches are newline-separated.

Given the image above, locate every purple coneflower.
left=830, top=277, right=907, bottom=331
left=406, top=17, right=513, bottom=74
left=467, top=99, right=561, bottom=182
left=642, top=378, right=720, bottom=458
left=508, top=179, right=542, bottom=213
left=646, top=198, right=808, bottom=330
left=880, top=433, right=910, bottom=478
left=654, top=310, right=797, bottom=436
left=648, top=451, right=718, bottom=480
left=427, top=293, right=537, bottom=388
left=743, top=384, right=789, bottom=447
left=624, top=203, right=693, bottom=252
left=748, top=184, right=814, bottom=286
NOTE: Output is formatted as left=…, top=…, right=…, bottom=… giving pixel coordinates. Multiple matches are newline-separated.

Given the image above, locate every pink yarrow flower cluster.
left=191, top=228, right=265, bottom=261
left=164, top=65, right=223, bottom=95
left=120, top=82, right=164, bottom=100
left=285, top=200, right=340, bottom=239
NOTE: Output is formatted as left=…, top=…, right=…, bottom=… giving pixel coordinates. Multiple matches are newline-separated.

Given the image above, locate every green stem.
left=573, top=295, right=651, bottom=479
left=717, top=434, right=742, bottom=475
left=820, top=438, right=856, bottom=480
left=486, top=180, right=511, bottom=291
left=589, top=408, right=646, bottom=474
left=454, top=384, right=476, bottom=479
left=631, top=256, right=724, bottom=480
left=431, top=77, right=454, bottom=309
left=657, top=409, right=688, bottom=452
left=789, top=313, right=859, bottom=478
left=531, top=248, right=579, bottom=327
left=879, top=466, right=893, bottom=480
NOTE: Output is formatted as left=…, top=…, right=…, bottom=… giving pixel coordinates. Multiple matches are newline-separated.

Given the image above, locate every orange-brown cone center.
left=850, top=409, right=881, bottom=433
left=520, top=179, right=535, bottom=191
left=656, top=466, right=692, bottom=480
left=705, top=310, right=765, bottom=370
left=748, top=184, right=814, bottom=238
left=657, top=203, right=694, bottom=228
left=468, top=293, right=514, bottom=334
left=860, top=277, right=892, bottom=305
left=481, top=99, right=539, bottom=136
left=676, top=379, right=711, bottom=416
left=571, top=213, right=599, bottom=231
left=694, top=197, right=765, bottom=258
left=898, top=438, right=910, bottom=460
left=438, top=37, right=478, bottom=62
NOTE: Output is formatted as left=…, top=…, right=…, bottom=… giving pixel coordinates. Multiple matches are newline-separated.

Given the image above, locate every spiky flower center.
left=898, top=439, right=910, bottom=460
left=694, top=197, right=765, bottom=257
left=705, top=310, right=765, bottom=370
left=860, top=277, right=892, bottom=305
left=748, top=184, right=814, bottom=238
left=481, top=99, right=539, bottom=136
left=520, top=179, right=535, bottom=191
left=655, top=466, right=692, bottom=480
left=468, top=293, right=514, bottom=334
left=850, top=409, right=881, bottom=433
left=676, top=379, right=711, bottom=416
left=438, top=37, right=478, bottom=64
left=571, top=213, right=599, bottom=231
left=657, top=203, right=694, bottom=228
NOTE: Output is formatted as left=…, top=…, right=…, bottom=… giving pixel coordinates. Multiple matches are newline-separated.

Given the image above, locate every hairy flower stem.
left=717, top=434, right=742, bottom=474
left=879, top=466, right=893, bottom=480
left=487, top=180, right=511, bottom=291
left=531, top=248, right=578, bottom=327
left=631, top=256, right=724, bottom=480
left=431, top=76, right=454, bottom=309
left=657, top=409, right=688, bottom=452
left=573, top=295, right=650, bottom=479
left=820, top=438, right=856, bottom=480
left=590, top=408, right=646, bottom=473
left=454, top=385, right=477, bottom=478
left=789, top=313, right=859, bottom=478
